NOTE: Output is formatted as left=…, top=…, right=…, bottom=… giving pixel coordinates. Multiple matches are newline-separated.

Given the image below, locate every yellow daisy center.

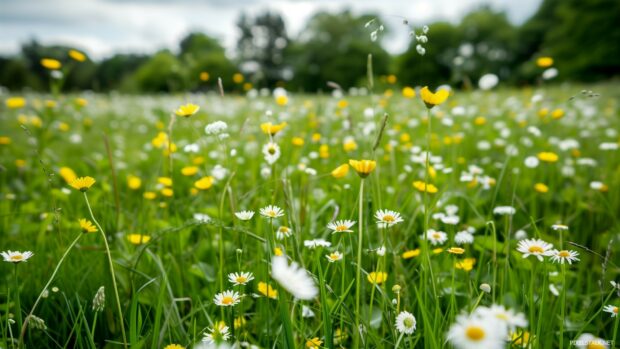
left=558, top=250, right=570, bottom=258
left=528, top=246, right=544, bottom=254
left=221, top=296, right=234, bottom=305
left=236, top=276, right=247, bottom=283
left=613, top=307, right=618, bottom=314
left=383, top=215, right=395, bottom=222
left=336, top=225, right=348, bottom=231
left=10, top=255, right=23, bottom=261
left=432, top=232, right=441, bottom=239
left=465, top=326, right=485, bottom=341
left=587, top=342, right=606, bottom=349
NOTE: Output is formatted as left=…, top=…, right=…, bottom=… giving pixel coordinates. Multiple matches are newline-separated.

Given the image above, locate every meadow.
left=1, top=81, right=619, bottom=349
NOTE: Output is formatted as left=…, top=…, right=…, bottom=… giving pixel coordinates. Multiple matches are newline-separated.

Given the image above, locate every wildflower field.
left=1, top=81, right=620, bottom=349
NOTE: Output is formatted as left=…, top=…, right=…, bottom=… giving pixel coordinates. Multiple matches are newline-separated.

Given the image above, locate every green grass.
left=1, top=82, right=619, bottom=348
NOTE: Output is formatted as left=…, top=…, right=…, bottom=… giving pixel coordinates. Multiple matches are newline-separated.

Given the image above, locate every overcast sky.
left=0, top=0, right=542, bottom=60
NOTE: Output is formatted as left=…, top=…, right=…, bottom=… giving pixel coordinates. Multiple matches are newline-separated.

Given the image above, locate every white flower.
left=376, top=245, right=386, bottom=256
left=277, top=226, right=292, bottom=240
left=304, top=239, right=331, bottom=249
left=478, top=74, right=499, bottom=90
left=375, top=209, right=404, bottom=228
left=203, top=322, right=231, bottom=343
left=542, top=67, right=558, bottom=80
left=524, top=156, right=539, bottom=168
left=1, top=250, right=34, bottom=263
left=395, top=311, right=417, bottom=335
left=235, top=210, right=255, bottom=220
left=455, top=231, right=474, bottom=245
left=327, top=220, right=356, bottom=233
left=212, top=165, right=228, bottom=180
left=479, top=283, right=491, bottom=293
left=228, top=272, right=254, bottom=286
left=302, top=305, right=315, bottom=318
left=425, top=229, right=447, bottom=246
left=493, top=206, right=516, bottom=215
left=549, top=249, right=580, bottom=264
left=184, top=143, right=200, bottom=153
left=441, top=215, right=460, bottom=225
left=271, top=255, right=318, bottom=300
left=326, top=251, right=343, bottom=262
left=205, top=121, right=228, bottom=136
left=259, top=205, right=284, bottom=218
left=516, top=239, right=553, bottom=261
left=603, top=304, right=618, bottom=318
left=416, top=44, right=426, bottom=56
left=574, top=333, right=609, bottom=349
left=446, top=313, right=506, bottom=349
left=262, top=142, right=281, bottom=164
left=193, top=213, right=211, bottom=223
left=514, top=229, right=528, bottom=240
left=590, top=181, right=605, bottom=190
left=549, top=284, right=560, bottom=296
left=474, top=305, right=528, bottom=332
left=445, top=204, right=459, bottom=216
left=213, top=290, right=242, bottom=307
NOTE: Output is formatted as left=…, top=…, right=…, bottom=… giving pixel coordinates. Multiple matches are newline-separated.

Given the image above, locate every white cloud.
left=0, top=0, right=541, bottom=59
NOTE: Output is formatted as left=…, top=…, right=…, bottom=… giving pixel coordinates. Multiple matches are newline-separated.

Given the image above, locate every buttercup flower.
left=349, top=159, right=376, bottom=178
left=420, top=86, right=449, bottom=108
left=79, top=218, right=97, bottom=233
left=70, top=176, right=96, bottom=191
left=261, top=122, right=287, bottom=135
left=41, top=58, right=62, bottom=70
left=174, top=103, right=200, bottom=117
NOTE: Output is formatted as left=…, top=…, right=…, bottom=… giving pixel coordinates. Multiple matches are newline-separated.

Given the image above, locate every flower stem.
left=83, top=192, right=128, bottom=349
left=354, top=178, right=365, bottom=348
left=560, top=263, right=566, bottom=348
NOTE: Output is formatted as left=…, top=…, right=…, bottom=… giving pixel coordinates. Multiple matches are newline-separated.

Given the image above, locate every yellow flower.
left=174, top=103, right=200, bottom=117
left=192, top=156, right=205, bottom=165
left=447, top=247, right=465, bottom=255
left=127, top=175, right=142, bottom=190
left=343, top=138, right=357, bottom=152
left=15, top=159, right=26, bottom=168
left=402, top=249, right=421, bottom=259
left=0, top=136, right=11, bottom=145
left=74, top=98, right=88, bottom=107
left=274, top=247, right=283, bottom=256
left=158, top=177, right=173, bottom=187
left=367, top=271, right=388, bottom=285
left=258, top=282, right=278, bottom=299
left=143, top=191, right=157, bottom=200
left=163, top=345, right=185, bottom=349
left=195, top=176, right=214, bottom=190
left=312, top=133, right=321, bottom=142
left=68, top=49, right=87, bottom=62
left=455, top=258, right=476, bottom=271
left=537, top=152, right=559, bottom=163
left=292, top=137, right=305, bottom=146
left=386, top=74, right=397, bottom=84
left=413, top=180, right=438, bottom=194
left=233, top=73, right=244, bottom=84
left=420, top=86, right=449, bottom=109
left=319, top=144, right=329, bottom=159
left=70, top=176, right=96, bottom=192
left=536, top=57, right=553, bottom=68
left=534, top=183, right=548, bottom=193
left=261, top=122, right=287, bottom=135
left=59, top=167, right=77, bottom=184
left=181, top=166, right=199, bottom=176
left=79, top=219, right=97, bottom=233
left=275, top=95, right=288, bottom=106
left=402, top=86, right=416, bottom=98
left=551, top=108, right=564, bottom=119
left=234, top=316, right=247, bottom=329
left=474, top=116, right=486, bottom=126
left=41, top=58, right=62, bottom=70
left=243, top=82, right=253, bottom=91
left=306, top=337, right=323, bottom=349
left=199, top=71, right=210, bottom=81
left=127, top=234, right=151, bottom=245
left=5, top=97, right=26, bottom=109
left=331, top=164, right=350, bottom=179
left=45, top=100, right=57, bottom=108
left=349, top=159, right=376, bottom=178
left=432, top=248, right=444, bottom=254
left=161, top=188, right=174, bottom=197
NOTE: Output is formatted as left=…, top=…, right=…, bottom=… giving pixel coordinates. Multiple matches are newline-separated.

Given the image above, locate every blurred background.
left=0, top=0, right=618, bottom=93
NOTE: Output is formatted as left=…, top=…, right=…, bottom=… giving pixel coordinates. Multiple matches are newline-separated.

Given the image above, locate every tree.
left=131, top=50, right=187, bottom=92
left=179, top=32, right=237, bottom=91
left=237, top=11, right=289, bottom=88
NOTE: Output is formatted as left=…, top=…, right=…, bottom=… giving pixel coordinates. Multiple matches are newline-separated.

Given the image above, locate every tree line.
left=0, top=0, right=618, bottom=93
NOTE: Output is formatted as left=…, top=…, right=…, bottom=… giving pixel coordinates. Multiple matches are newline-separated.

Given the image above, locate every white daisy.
left=455, top=231, right=474, bottom=245
left=213, top=290, right=242, bottom=307
left=551, top=224, right=569, bottom=231
left=203, top=322, right=231, bottom=343
left=474, top=305, right=528, bottom=332
left=549, top=249, right=580, bottom=264
left=228, top=272, right=254, bottom=286
left=304, top=239, right=331, bottom=249
left=574, top=333, right=609, bottom=349
left=327, top=220, right=356, bottom=233
left=493, top=206, right=516, bottom=216
left=325, top=251, right=343, bottom=262
left=1, top=250, right=34, bottom=263
left=235, top=210, right=255, bottom=220
left=446, top=313, right=507, bottom=349
left=193, top=213, right=211, bottom=223
left=445, top=204, right=459, bottom=216
left=603, top=304, right=618, bottom=318
left=374, top=209, right=404, bottom=228
left=376, top=245, right=386, bottom=256
left=259, top=205, right=284, bottom=218
left=277, top=226, right=292, bottom=240
left=516, top=238, right=553, bottom=261
left=395, top=311, right=417, bottom=335
left=425, top=229, right=448, bottom=246
left=441, top=215, right=460, bottom=225
left=271, top=255, right=318, bottom=300
left=262, top=142, right=281, bottom=164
